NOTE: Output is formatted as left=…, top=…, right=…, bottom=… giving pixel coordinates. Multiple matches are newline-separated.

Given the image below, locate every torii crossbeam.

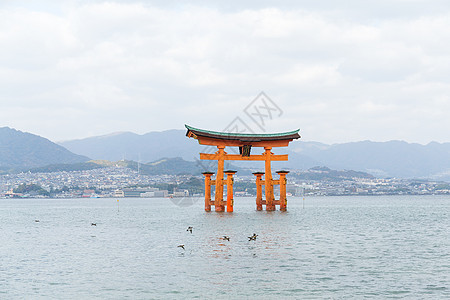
left=185, top=125, right=300, bottom=212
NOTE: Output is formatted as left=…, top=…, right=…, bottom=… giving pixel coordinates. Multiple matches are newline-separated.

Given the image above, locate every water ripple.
left=0, top=195, right=449, bottom=298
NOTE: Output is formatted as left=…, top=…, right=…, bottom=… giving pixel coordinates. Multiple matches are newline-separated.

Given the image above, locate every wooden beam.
left=195, top=136, right=293, bottom=147
left=200, top=153, right=288, bottom=161
left=260, top=200, right=281, bottom=205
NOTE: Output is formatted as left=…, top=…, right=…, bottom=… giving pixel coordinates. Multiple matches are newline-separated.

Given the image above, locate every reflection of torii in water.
left=185, top=125, right=300, bottom=212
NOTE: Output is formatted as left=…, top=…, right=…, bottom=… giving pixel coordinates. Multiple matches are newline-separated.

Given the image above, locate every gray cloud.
left=1, top=1, right=450, bottom=144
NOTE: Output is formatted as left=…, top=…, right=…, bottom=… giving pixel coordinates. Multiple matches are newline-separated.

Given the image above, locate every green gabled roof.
left=185, top=124, right=300, bottom=142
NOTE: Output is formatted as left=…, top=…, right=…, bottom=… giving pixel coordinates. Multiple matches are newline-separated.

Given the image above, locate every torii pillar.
left=225, top=170, right=236, bottom=212
left=253, top=172, right=265, bottom=211
left=202, top=172, right=214, bottom=212
left=277, top=170, right=289, bottom=211
left=214, top=146, right=226, bottom=212
left=264, top=147, right=275, bottom=211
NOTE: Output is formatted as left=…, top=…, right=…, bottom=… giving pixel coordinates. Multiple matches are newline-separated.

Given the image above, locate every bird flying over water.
left=91, top=223, right=97, bottom=226
left=248, top=233, right=258, bottom=241
left=222, top=236, right=230, bottom=241
left=187, top=226, right=193, bottom=233
left=178, top=244, right=185, bottom=250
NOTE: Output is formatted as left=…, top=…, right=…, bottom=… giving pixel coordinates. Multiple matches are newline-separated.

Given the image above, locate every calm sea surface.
left=0, top=195, right=449, bottom=299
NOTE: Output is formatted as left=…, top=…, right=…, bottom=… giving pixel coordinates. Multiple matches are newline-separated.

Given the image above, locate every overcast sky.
left=1, top=0, right=450, bottom=144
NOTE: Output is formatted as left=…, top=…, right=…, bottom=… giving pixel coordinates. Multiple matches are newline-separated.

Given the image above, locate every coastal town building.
left=1, top=165, right=449, bottom=198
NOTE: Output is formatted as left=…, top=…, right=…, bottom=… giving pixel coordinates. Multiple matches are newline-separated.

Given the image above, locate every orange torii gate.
left=185, top=125, right=300, bottom=212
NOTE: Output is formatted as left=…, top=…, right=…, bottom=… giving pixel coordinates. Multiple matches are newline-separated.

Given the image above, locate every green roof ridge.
left=185, top=124, right=299, bottom=137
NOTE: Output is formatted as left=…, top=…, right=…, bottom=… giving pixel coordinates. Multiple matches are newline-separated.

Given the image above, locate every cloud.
left=0, top=1, right=450, bottom=144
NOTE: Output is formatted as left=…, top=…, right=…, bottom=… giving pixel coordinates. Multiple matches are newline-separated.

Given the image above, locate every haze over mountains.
left=60, top=130, right=198, bottom=162
left=60, top=129, right=450, bottom=181
left=2, top=126, right=450, bottom=181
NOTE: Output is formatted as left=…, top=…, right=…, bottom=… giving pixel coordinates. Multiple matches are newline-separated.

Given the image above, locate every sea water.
left=0, top=196, right=449, bottom=299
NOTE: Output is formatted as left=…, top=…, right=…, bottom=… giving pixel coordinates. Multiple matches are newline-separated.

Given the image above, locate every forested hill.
left=0, top=127, right=90, bottom=170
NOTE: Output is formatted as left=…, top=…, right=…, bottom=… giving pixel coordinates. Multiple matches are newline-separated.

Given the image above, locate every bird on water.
left=187, top=226, right=193, bottom=233
left=222, top=236, right=230, bottom=241
left=91, top=223, right=97, bottom=226
left=178, top=244, right=185, bottom=250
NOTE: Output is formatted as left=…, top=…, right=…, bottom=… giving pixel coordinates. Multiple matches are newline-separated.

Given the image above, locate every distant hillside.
left=59, top=129, right=320, bottom=170
left=126, top=157, right=249, bottom=175
left=59, top=128, right=450, bottom=180
left=22, top=157, right=247, bottom=176
left=29, top=161, right=104, bottom=173
left=59, top=130, right=202, bottom=162
left=292, top=166, right=375, bottom=181
left=290, top=140, right=450, bottom=180
left=0, top=127, right=90, bottom=169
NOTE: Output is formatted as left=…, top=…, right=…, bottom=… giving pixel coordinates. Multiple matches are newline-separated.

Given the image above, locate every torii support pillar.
left=202, top=172, right=214, bottom=212
left=215, top=146, right=226, bottom=212
left=224, top=170, right=236, bottom=212
left=277, top=170, right=289, bottom=211
left=264, top=147, right=275, bottom=211
left=253, top=172, right=264, bottom=211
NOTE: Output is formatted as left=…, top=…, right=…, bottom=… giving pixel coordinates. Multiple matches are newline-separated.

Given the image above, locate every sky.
left=1, top=0, right=450, bottom=144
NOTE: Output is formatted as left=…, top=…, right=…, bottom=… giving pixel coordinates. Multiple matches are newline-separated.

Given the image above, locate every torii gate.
left=185, top=125, right=300, bottom=212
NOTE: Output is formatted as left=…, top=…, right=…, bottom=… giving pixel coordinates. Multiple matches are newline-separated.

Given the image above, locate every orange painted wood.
left=214, top=146, right=225, bottom=212
left=200, top=153, right=288, bottom=161
left=261, top=200, right=281, bottom=205
left=194, top=136, right=293, bottom=148
left=225, top=171, right=236, bottom=212
left=264, top=147, right=275, bottom=211
left=279, top=175, right=287, bottom=211
left=277, top=171, right=289, bottom=211
left=253, top=173, right=264, bottom=211
left=203, top=173, right=213, bottom=212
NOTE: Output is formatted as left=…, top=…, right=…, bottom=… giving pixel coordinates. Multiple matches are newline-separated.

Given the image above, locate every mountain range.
left=291, top=140, right=450, bottom=180
left=0, top=127, right=89, bottom=171
left=2, top=126, right=450, bottom=180
left=59, top=129, right=450, bottom=180
left=59, top=130, right=201, bottom=162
